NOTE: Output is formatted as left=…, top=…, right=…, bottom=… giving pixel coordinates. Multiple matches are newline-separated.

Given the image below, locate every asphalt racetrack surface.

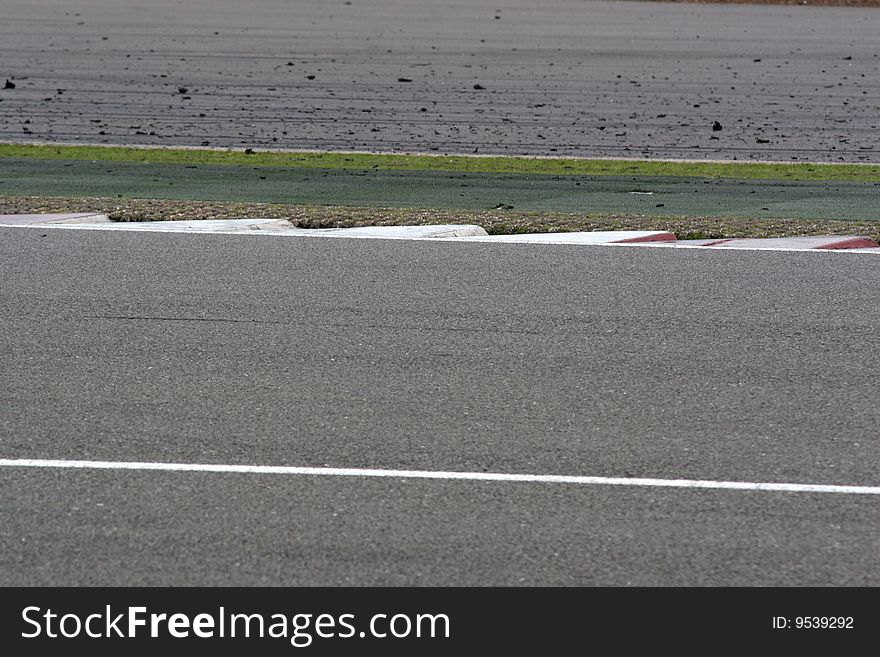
left=2, top=228, right=879, bottom=585
left=1, top=0, right=878, bottom=162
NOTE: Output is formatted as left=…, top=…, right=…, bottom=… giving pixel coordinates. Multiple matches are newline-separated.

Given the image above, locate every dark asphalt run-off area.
left=0, top=0, right=878, bottom=161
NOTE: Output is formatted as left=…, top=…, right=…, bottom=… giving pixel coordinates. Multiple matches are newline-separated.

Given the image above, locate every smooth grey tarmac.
left=1, top=228, right=878, bottom=585
left=1, top=0, right=878, bottom=162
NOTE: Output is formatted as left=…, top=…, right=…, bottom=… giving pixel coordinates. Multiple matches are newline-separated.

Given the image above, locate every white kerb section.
left=1, top=216, right=877, bottom=251
left=451, top=230, right=675, bottom=244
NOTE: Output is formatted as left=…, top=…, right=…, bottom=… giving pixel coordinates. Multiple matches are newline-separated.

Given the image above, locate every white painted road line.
left=1, top=458, right=878, bottom=496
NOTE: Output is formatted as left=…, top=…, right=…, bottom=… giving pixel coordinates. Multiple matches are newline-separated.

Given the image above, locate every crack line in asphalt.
left=84, top=315, right=285, bottom=324
left=83, top=315, right=544, bottom=335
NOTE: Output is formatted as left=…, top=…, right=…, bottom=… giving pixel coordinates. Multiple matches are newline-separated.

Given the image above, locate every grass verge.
left=2, top=143, right=879, bottom=182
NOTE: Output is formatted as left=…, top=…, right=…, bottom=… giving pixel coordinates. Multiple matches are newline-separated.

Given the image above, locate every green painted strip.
left=2, top=158, right=880, bottom=222
left=1, top=143, right=879, bottom=182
